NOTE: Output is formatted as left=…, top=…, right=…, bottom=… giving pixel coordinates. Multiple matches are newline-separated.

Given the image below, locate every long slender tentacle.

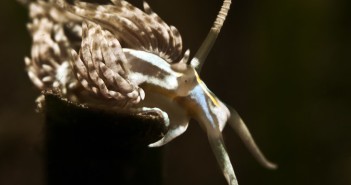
left=228, top=107, right=278, bottom=169
left=208, top=134, right=238, bottom=185
left=190, top=0, right=232, bottom=71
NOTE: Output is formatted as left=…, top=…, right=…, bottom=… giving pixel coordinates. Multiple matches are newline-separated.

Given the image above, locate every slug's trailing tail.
left=190, top=0, right=232, bottom=72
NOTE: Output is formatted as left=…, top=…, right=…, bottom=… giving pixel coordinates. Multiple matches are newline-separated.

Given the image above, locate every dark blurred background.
left=1, top=0, right=351, bottom=184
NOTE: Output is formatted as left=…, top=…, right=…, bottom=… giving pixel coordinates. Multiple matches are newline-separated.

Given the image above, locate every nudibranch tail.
left=228, top=107, right=278, bottom=170
left=190, top=0, right=232, bottom=71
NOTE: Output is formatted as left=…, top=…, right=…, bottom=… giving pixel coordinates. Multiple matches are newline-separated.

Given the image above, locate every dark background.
left=1, top=0, right=351, bottom=184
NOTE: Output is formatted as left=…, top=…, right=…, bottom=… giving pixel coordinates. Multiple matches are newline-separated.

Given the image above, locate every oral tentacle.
left=208, top=134, right=238, bottom=185
left=148, top=122, right=189, bottom=147
left=228, top=107, right=278, bottom=169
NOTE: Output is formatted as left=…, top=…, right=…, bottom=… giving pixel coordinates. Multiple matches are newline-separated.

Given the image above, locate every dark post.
left=44, top=92, right=166, bottom=185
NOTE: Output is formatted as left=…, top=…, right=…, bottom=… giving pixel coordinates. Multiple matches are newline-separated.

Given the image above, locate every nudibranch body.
left=24, top=0, right=277, bottom=184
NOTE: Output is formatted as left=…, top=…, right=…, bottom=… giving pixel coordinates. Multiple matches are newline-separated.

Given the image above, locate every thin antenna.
left=190, top=0, right=232, bottom=72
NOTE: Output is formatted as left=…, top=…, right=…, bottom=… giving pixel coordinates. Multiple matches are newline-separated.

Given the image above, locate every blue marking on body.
left=188, top=84, right=217, bottom=129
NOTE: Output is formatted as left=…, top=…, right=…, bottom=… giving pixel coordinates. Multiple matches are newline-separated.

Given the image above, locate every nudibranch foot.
left=134, top=107, right=170, bottom=127
left=148, top=121, right=189, bottom=147
left=131, top=107, right=190, bottom=148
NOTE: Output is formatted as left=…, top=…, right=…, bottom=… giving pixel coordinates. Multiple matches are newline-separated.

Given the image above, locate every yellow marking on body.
left=194, top=70, right=220, bottom=107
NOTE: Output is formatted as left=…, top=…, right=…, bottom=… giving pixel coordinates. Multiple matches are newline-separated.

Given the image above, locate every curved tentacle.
left=228, top=107, right=278, bottom=169
left=208, top=134, right=238, bottom=185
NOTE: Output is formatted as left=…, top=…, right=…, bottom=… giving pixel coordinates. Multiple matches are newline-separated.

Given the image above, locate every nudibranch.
left=24, top=0, right=277, bottom=184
